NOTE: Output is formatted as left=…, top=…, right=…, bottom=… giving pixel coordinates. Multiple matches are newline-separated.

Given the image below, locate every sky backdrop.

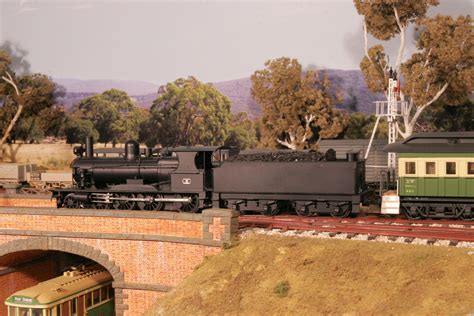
left=0, top=0, right=472, bottom=84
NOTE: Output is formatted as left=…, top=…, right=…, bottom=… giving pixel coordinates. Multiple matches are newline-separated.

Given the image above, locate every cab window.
left=425, top=162, right=436, bottom=175
left=446, top=162, right=456, bottom=175
left=405, top=162, right=416, bottom=175
left=468, top=162, right=474, bottom=175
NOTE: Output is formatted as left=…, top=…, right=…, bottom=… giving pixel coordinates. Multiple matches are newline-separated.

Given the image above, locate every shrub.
left=273, top=281, right=290, bottom=298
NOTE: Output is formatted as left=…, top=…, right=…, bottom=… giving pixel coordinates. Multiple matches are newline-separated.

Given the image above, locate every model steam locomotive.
left=52, top=132, right=474, bottom=220
left=53, top=137, right=366, bottom=217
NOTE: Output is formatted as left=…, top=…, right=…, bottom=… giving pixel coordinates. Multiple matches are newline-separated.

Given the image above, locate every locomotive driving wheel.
left=94, top=202, right=110, bottom=209
left=137, top=193, right=164, bottom=211
left=179, top=194, right=199, bottom=213
left=112, top=193, right=137, bottom=210
left=63, top=194, right=79, bottom=209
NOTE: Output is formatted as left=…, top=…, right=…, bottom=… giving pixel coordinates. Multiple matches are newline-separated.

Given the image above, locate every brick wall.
left=0, top=207, right=239, bottom=316
left=0, top=195, right=56, bottom=208
left=122, top=289, right=164, bottom=316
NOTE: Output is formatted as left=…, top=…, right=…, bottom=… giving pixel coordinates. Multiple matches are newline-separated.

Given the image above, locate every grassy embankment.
left=145, top=234, right=474, bottom=316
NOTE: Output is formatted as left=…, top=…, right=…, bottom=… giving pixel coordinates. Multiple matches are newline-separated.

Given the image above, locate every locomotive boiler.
left=71, top=138, right=178, bottom=190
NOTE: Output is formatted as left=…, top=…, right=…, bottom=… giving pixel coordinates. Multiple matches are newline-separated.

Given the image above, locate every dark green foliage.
left=224, top=112, right=257, bottom=150
left=273, top=281, right=290, bottom=298
left=64, top=115, right=99, bottom=144
left=144, top=77, right=232, bottom=147
left=342, top=112, right=388, bottom=140
left=71, top=89, right=146, bottom=145
left=0, top=63, right=62, bottom=144
left=417, top=101, right=474, bottom=133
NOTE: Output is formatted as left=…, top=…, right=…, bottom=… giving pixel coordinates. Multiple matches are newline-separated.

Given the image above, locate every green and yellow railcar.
left=5, top=265, right=114, bottom=316
left=385, top=132, right=474, bottom=220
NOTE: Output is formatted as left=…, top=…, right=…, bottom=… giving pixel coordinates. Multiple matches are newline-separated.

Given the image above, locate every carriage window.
left=54, top=305, right=61, bottom=316
left=18, top=308, right=30, bottom=316
left=405, top=162, right=416, bottom=175
left=61, top=302, right=69, bottom=316
left=468, top=162, right=474, bottom=175
left=425, top=162, right=436, bottom=175
left=446, top=162, right=456, bottom=175
left=32, top=309, right=42, bottom=316
left=71, top=298, right=77, bottom=316
left=93, top=289, right=100, bottom=304
left=108, top=284, right=114, bottom=298
left=101, top=286, right=108, bottom=301
left=85, top=293, right=92, bottom=308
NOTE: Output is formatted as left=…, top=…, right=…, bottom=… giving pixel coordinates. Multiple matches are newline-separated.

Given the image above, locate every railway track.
left=239, top=215, right=474, bottom=243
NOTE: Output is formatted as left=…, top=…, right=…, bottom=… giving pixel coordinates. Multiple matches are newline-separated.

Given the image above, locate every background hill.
left=55, top=70, right=383, bottom=117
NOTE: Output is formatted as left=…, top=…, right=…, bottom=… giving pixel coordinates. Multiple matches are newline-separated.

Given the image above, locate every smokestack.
left=125, top=140, right=139, bottom=160
left=85, top=137, right=94, bottom=158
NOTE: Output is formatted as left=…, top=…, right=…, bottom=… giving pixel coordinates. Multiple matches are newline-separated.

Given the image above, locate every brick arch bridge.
left=0, top=205, right=239, bottom=315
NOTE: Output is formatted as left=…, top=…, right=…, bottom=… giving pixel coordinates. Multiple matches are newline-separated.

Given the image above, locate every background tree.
left=1, top=46, right=60, bottom=159
left=64, top=114, right=99, bottom=144
left=251, top=57, right=346, bottom=150
left=6, top=74, right=62, bottom=143
left=224, top=112, right=257, bottom=149
left=37, top=105, right=68, bottom=138
left=399, top=15, right=473, bottom=137
left=71, top=89, right=144, bottom=145
left=416, top=100, right=474, bottom=133
left=342, top=112, right=388, bottom=140
left=144, top=77, right=232, bottom=147
left=354, top=1, right=473, bottom=138
left=111, top=106, right=149, bottom=144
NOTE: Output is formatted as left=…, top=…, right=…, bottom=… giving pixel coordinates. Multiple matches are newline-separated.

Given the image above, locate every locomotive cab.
left=169, top=146, right=236, bottom=193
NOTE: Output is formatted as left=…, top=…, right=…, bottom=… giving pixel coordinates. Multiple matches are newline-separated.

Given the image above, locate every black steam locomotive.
left=52, top=137, right=367, bottom=217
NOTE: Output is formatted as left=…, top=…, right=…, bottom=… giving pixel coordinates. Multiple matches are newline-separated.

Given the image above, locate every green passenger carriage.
left=5, top=265, right=114, bottom=316
left=385, top=132, right=474, bottom=220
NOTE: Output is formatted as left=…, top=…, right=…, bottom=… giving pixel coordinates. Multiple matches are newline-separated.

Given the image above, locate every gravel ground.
left=240, top=227, right=474, bottom=248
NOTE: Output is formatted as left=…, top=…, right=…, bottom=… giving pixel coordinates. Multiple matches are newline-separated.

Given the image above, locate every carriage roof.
left=384, top=132, right=474, bottom=153
left=5, top=265, right=111, bottom=308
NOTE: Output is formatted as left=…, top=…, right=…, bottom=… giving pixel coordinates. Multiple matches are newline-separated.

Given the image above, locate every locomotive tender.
left=53, top=137, right=366, bottom=217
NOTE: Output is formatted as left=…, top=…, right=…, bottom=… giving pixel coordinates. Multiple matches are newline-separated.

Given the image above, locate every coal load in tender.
left=228, top=150, right=329, bottom=162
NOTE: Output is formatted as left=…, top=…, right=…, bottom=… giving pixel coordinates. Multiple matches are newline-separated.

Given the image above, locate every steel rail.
left=239, top=215, right=474, bottom=242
